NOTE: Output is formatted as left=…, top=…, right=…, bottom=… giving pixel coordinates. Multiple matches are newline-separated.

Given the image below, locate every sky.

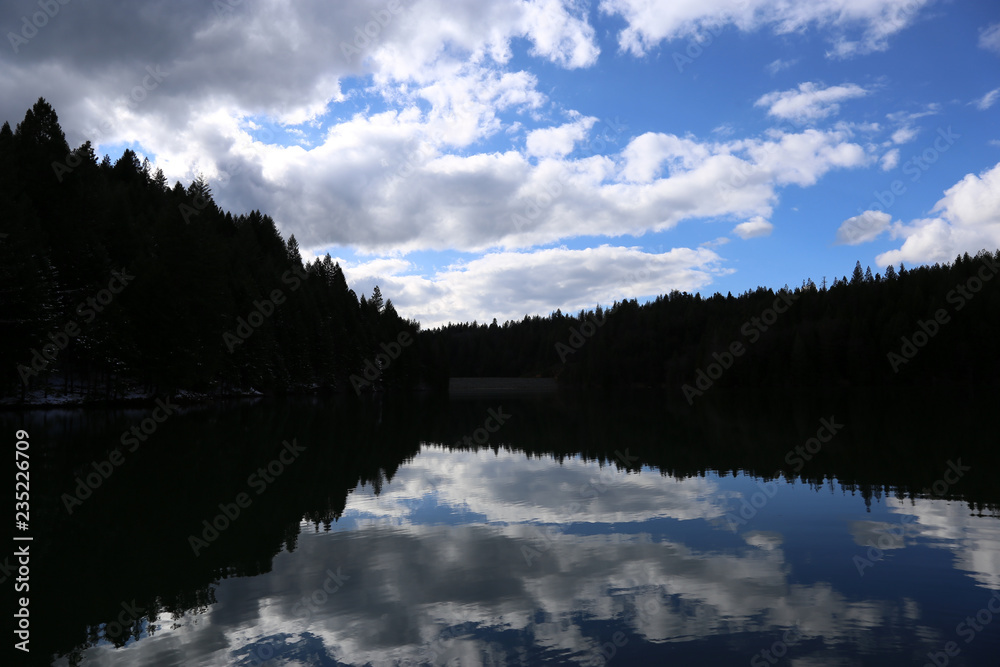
left=2, top=0, right=999, bottom=328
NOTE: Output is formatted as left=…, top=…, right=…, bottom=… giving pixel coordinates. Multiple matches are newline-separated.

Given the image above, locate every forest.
left=429, top=247, right=1000, bottom=401
left=3, top=98, right=999, bottom=405
left=0, top=99, right=446, bottom=402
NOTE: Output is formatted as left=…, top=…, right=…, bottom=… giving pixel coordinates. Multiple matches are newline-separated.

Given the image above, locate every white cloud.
left=980, top=22, right=1000, bottom=55
left=766, top=58, right=797, bottom=75
left=975, top=88, right=1000, bottom=111
left=886, top=105, right=940, bottom=145
left=525, top=116, right=598, bottom=158
left=755, top=82, right=869, bottom=122
left=0, top=0, right=595, bottom=155
left=620, top=132, right=712, bottom=182
left=341, top=245, right=730, bottom=327
left=876, top=162, right=1000, bottom=266
left=66, top=449, right=942, bottom=666
left=891, top=126, right=918, bottom=144
left=599, top=0, right=932, bottom=58
left=186, top=122, right=866, bottom=266
left=880, top=148, right=900, bottom=170
left=349, top=446, right=730, bottom=524
left=521, top=0, right=602, bottom=68
left=745, top=127, right=870, bottom=186
left=0, top=0, right=896, bottom=327
left=883, top=500, right=1000, bottom=590
left=732, top=216, right=774, bottom=239
left=835, top=210, right=892, bottom=245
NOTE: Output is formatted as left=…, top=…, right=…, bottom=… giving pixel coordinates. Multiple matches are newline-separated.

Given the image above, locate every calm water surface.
left=12, top=389, right=1000, bottom=666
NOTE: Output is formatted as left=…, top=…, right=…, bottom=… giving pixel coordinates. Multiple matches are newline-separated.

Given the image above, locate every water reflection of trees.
left=25, top=385, right=998, bottom=664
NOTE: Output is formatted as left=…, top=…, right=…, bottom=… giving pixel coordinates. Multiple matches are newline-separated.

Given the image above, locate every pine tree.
left=187, top=173, right=214, bottom=205
left=370, top=285, right=384, bottom=314
left=285, top=235, right=303, bottom=267
left=851, top=261, right=864, bottom=285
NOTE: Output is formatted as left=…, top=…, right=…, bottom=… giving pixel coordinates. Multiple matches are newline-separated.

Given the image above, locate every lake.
left=10, top=386, right=1000, bottom=666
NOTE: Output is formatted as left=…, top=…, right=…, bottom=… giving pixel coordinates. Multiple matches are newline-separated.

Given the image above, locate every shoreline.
left=448, top=377, right=559, bottom=396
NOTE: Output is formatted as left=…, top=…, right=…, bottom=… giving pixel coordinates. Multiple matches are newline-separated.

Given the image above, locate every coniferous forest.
left=428, top=250, right=1000, bottom=399
left=1, top=99, right=444, bottom=402
left=3, top=99, right=1000, bottom=405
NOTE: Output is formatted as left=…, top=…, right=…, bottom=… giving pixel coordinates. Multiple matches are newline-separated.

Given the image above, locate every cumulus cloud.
left=340, top=245, right=730, bottom=327
left=875, top=162, right=1000, bottom=266
left=880, top=148, right=900, bottom=170
left=0, top=0, right=595, bottom=156
left=521, top=0, right=602, bottom=68
left=525, top=116, right=598, bottom=158
left=203, top=122, right=866, bottom=262
left=732, top=216, right=774, bottom=239
left=891, top=126, right=918, bottom=144
left=620, top=132, right=712, bottom=182
left=0, top=0, right=892, bottom=326
left=755, top=82, right=869, bottom=122
left=835, top=210, right=892, bottom=245
left=599, top=0, right=932, bottom=57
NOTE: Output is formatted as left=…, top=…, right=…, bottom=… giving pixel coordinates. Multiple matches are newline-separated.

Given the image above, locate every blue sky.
left=2, top=0, right=998, bottom=326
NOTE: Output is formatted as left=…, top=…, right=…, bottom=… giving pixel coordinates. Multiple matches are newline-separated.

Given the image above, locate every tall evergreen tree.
left=851, top=261, right=865, bottom=285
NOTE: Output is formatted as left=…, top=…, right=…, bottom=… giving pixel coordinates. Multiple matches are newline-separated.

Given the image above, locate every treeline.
left=5, top=99, right=998, bottom=403
left=0, top=99, right=444, bottom=401
left=426, top=251, right=1000, bottom=397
